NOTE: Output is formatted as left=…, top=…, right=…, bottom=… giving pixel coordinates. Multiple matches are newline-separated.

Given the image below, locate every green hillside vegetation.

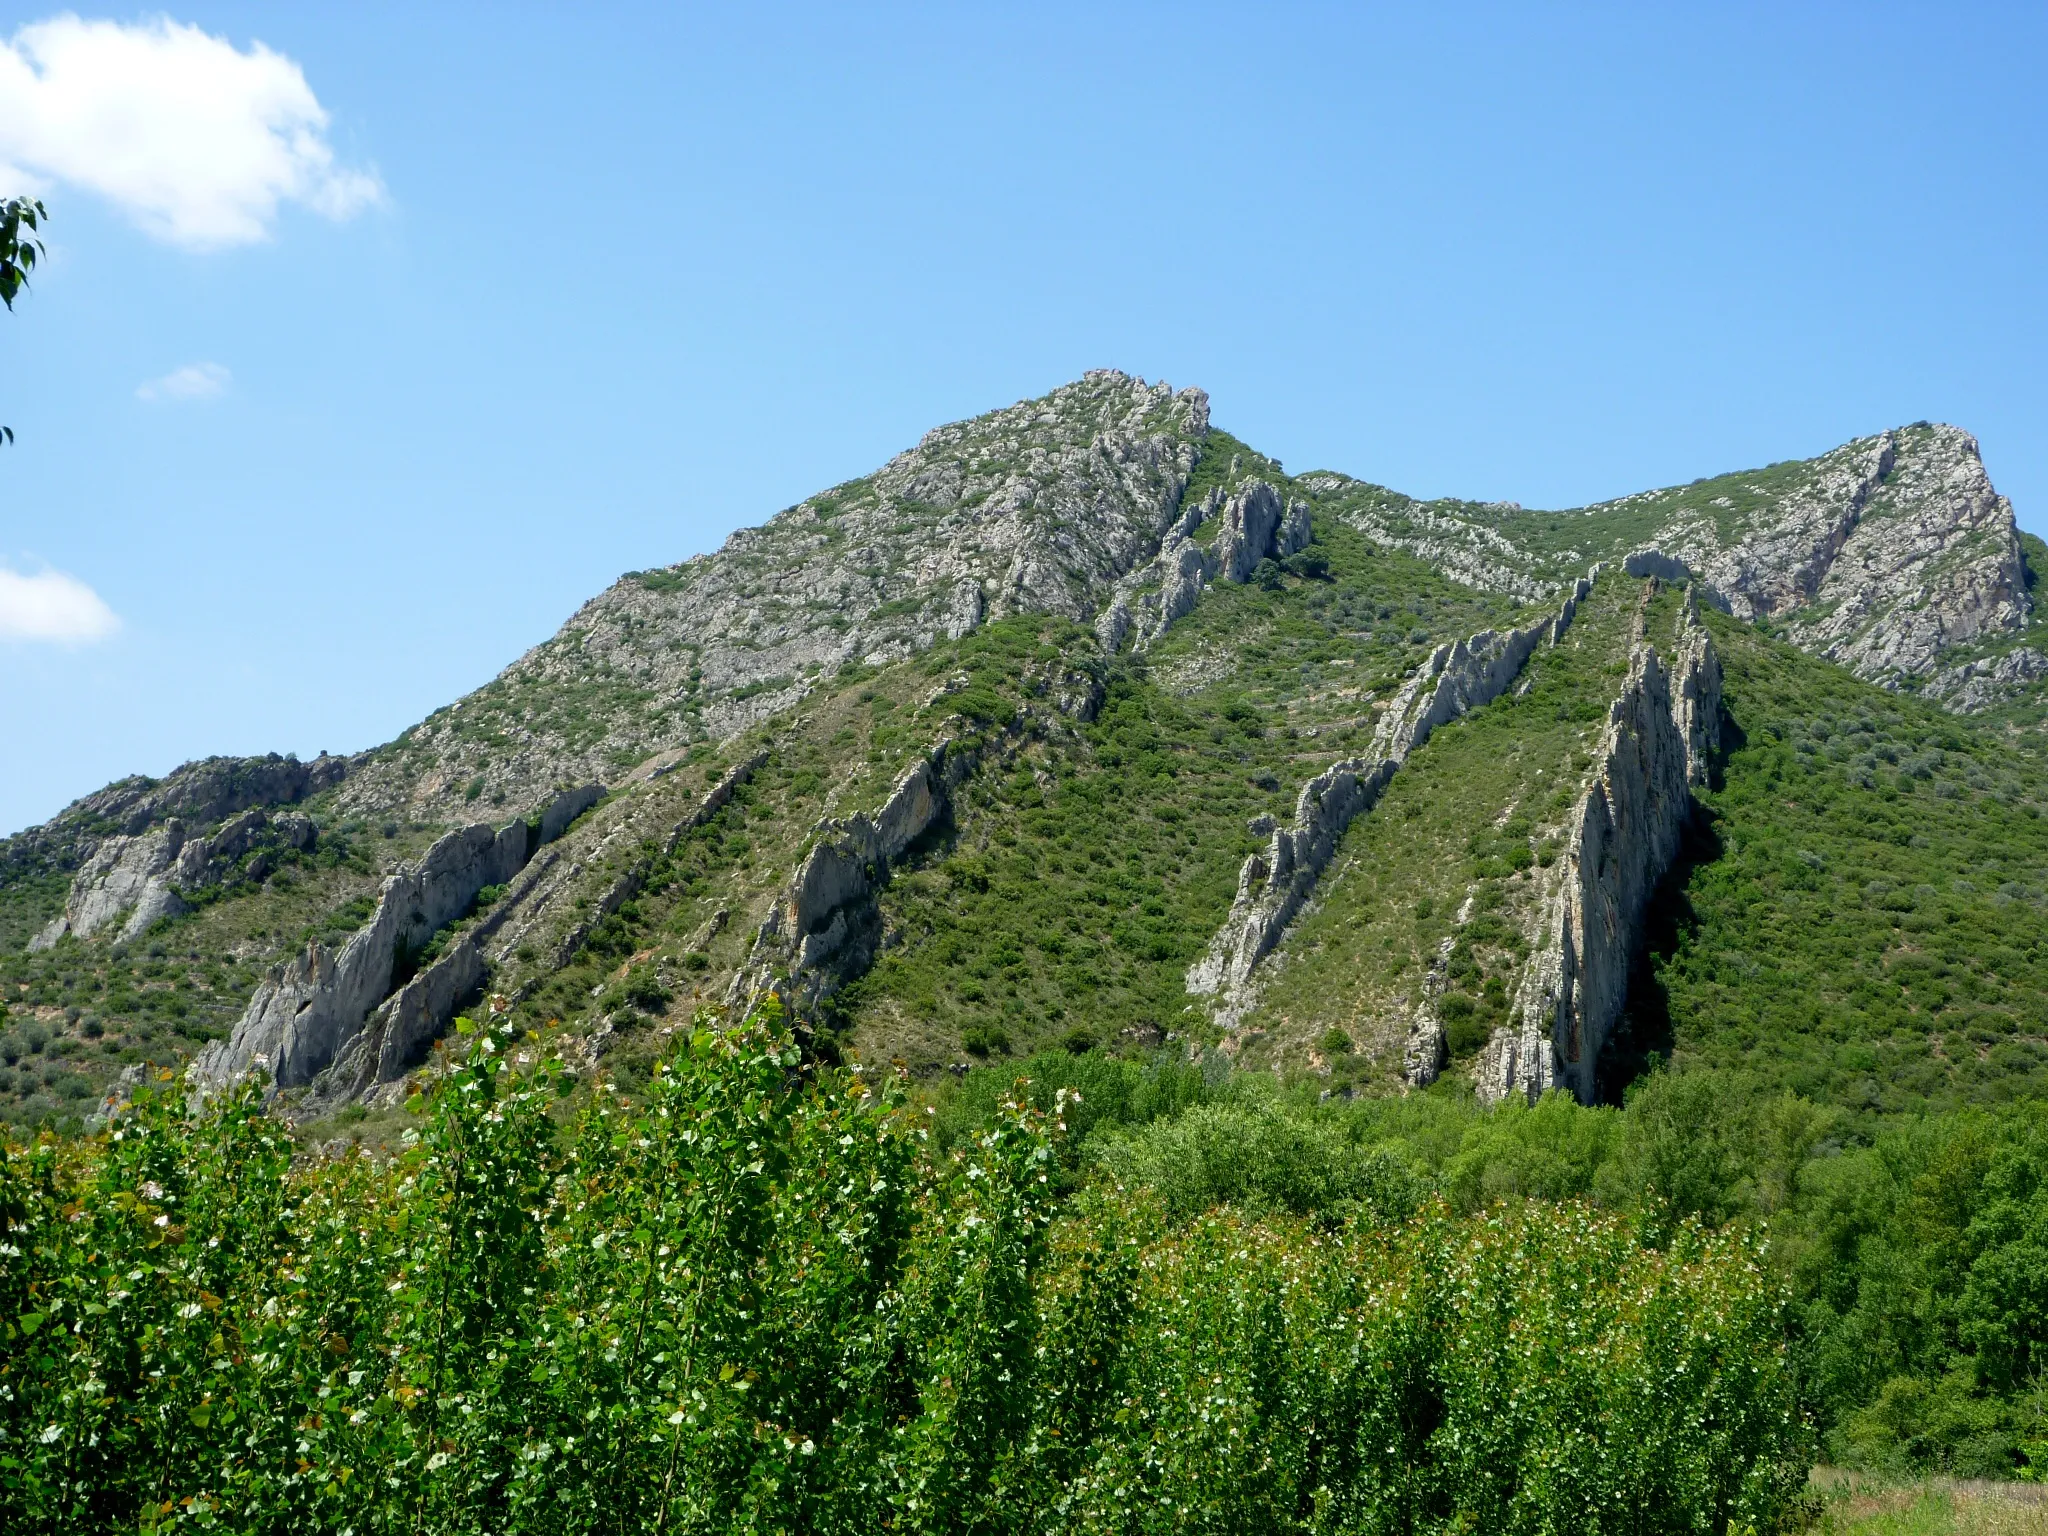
left=1243, top=572, right=1646, bottom=1078
left=1619, top=603, right=2048, bottom=1121
left=0, top=1010, right=1811, bottom=1535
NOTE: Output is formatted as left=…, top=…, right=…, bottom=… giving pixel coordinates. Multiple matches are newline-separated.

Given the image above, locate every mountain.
left=3, top=371, right=2047, bottom=1138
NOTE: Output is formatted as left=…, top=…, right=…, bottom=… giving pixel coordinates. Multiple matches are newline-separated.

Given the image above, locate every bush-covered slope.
left=1619, top=604, right=2048, bottom=1121
left=10, top=376, right=2048, bottom=1507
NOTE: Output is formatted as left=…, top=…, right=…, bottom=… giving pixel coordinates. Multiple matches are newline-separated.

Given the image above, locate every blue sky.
left=2, top=3, right=2044, bottom=835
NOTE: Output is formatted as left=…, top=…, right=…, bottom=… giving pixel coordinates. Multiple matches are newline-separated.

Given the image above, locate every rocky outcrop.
left=339, top=372, right=1211, bottom=817
left=1216, top=479, right=1309, bottom=581
left=1370, top=577, right=1590, bottom=763
left=1476, top=595, right=1721, bottom=1105
left=1188, top=577, right=1595, bottom=1025
left=30, top=807, right=319, bottom=949
left=1402, top=937, right=1460, bottom=1088
left=1923, top=645, right=2048, bottom=712
left=1670, top=586, right=1723, bottom=785
left=1100, top=479, right=1315, bottom=653
left=731, top=745, right=965, bottom=1015
left=192, top=783, right=603, bottom=1095
left=1315, top=424, right=2028, bottom=711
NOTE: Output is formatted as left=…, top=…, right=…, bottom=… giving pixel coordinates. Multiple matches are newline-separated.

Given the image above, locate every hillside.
left=8, top=372, right=2048, bottom=1495
left=4, top=372, right=2046, bottom=1135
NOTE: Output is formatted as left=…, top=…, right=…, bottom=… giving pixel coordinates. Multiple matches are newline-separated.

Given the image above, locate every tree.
left=0, top=196, right=46, bottom=445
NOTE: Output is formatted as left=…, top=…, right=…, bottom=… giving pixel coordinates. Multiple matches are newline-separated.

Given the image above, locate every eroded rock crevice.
left=1096, top=478, right=1313, bottom=654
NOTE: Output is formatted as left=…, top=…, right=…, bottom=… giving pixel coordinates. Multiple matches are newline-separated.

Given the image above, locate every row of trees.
left=1, top=1010, right=1807, bottom=1534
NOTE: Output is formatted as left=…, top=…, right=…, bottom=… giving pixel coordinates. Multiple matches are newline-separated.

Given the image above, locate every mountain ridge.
left=5, top=370, right=2048, bottom=1135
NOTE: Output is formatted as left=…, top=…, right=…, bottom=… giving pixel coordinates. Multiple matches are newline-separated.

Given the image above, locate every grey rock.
left=1189, top=577, right=1592, bottom=1026
left=1109, top=480, right=1311, bottom=654
left=338, top=372, right=1211, bottom=816
left=33, top=821, right=189, bottom=949
left=1319, top=424, right=2027, bottom=709
left=1923, top=645, right=2048, bottom=712
left=732, top=744, right=961, bottom=1014
left=1477, top=598, right=1721, bottom=1105
left=195, top=819, right=530, bottom=1090
left=1279, top=497, right=1312, bottom=559
left=511, top=759, right=761, bottom=977
left=196, top=780, right=606, bottom=1096
left=539, top=782, right=605, bottom=844
left=30, top=773, right=338, bottom=952
left=1216, top=481, right=1286, bottom=582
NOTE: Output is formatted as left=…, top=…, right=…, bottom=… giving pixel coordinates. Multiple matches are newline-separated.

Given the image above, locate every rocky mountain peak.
left=339, top=372, right=1209, bottom=818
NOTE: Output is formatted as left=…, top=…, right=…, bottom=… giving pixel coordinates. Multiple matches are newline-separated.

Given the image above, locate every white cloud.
left=0, top=15, right=382, bottom=249
left=137, top=361, right=229, bottom=402
left=0, top=564, right=119, bottom=642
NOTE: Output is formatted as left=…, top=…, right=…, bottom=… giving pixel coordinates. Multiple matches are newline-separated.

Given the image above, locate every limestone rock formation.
left=193, top=783, right=602, bottom=1094
left=1476, top=594, right=1721, bottom=1105
left=1316, top=424, right=2028, bottom=710
left=31, top=807, right=320, bottom=950
left=732, top=744, right=964, bottom=1015
left=1099, top=479, right=1315, bottom=654
left=1925, top=646, right=2048, bottom=712
left=24, top=754, right=347, bottom=951
left=339, top=372, right=1212, bottom=817
left=1188, top=576, right=1595, bottom=1026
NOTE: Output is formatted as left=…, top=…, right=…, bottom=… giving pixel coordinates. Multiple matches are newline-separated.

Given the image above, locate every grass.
left=1808, top=1471, right=2048, bottom=1534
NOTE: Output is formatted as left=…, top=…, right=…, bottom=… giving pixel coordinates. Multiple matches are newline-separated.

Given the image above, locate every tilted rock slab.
left=1475, top=594, right=1721, bottom=1106
left=1188, top=575, right=1597, bottom=1026
left=731, top=743, right=966, bottom=1017
left=32, top=807, right=319, bottom=950
left=193, top=783, right=603, bottom=1094
left=512, top=752, right=767, bottom=981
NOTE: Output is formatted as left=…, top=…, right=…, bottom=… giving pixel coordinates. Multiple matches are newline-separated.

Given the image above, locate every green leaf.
left=455, top=1017, right=476, bottom=1035
left=16, top=1312, right=42, bottom=1336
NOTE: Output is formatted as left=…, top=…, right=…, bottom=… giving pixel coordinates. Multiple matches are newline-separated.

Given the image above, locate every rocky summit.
left=6, top=370, right=2048, bottom=1134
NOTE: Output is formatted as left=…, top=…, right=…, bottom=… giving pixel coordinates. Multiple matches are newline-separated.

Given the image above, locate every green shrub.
left=0, top=1012, right=1808, bottom=1534
left=961, top=1023, right=1010, bottom=1057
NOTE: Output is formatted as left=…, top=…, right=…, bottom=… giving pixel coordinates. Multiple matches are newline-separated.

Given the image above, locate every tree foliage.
left=0, top=195, right=45, bottom=446
left=0, top=1010, right=1808, bottom=1534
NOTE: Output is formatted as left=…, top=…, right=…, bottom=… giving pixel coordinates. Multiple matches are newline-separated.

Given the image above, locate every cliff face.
left=1475, top=592, right=1721, bottom=1105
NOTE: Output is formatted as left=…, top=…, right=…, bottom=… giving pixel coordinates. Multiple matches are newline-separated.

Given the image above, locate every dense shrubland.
left=1, top=1011, right=1810, bottom=1534
left=960, top=1050, right=2048, bottom=1483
